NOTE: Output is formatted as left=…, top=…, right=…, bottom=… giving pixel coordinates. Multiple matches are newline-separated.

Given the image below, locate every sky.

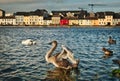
left=0, top=0, right=120, bottom=13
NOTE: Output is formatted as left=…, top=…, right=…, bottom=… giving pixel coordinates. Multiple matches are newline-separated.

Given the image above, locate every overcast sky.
left=0, top=0, right=120, bottom=13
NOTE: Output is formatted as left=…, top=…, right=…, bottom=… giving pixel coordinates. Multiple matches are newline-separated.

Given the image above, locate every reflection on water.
left=0, top=27, right=120, bottom=81
left=45, top=68, right=80, bottom=81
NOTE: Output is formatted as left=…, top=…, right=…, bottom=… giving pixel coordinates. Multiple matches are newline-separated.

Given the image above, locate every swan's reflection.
left=45, top=68, right=80, bottom=81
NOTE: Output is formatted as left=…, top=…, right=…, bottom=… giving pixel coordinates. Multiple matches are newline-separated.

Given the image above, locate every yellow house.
left=90, top=18, right=99, bottom=26
left=52, top=15, right=60, bottom=25
left=79, top=19, right=90, bottom=26
left=69, top=18, right=79, bottom=26
left=38, top=16, right=44, bottom=25
left=29, top=15, right=40, bottom=25
left=23, top=15, right=44, bottom=26
left=24, top=16, right=30, bottom=25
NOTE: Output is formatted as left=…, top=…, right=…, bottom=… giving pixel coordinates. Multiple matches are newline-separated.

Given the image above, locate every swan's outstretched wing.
left=61, top=45, right=77, bottom=64
left=57, top=49, right=67, bottom=60
left=57, top=45, right=75, bottom=61
left=61, top=45, right=73, bottom=54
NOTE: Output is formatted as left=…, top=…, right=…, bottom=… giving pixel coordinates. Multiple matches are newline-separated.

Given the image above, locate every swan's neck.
left=45, top=44, right=57, bottom=62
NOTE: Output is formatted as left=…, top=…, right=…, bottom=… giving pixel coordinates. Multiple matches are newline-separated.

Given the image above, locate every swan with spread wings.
left=45, top=40, right=79, bottom=69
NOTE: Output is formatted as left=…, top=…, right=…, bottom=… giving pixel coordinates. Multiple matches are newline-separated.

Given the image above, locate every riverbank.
left=0, top=25, right=120, bottom=28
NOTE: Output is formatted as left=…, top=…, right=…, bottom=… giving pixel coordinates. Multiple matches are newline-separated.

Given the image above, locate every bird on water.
left=45, top=40, right=79, bottom=69
left=108, top=36, right=116, bottom=44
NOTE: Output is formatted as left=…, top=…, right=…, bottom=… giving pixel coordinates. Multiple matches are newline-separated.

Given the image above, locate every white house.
left=113, top=18, right=120, bottom=26
left=15, top=15, right=24, bottom=25
left=44, top=18, right=52, bottom=26
left=0, top=16, right=16, bottom=25
left=79, top=19, right=91, bottom=26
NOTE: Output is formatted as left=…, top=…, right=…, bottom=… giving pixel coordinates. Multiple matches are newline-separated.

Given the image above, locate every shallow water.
left=0, top=27, right=120, bottom=81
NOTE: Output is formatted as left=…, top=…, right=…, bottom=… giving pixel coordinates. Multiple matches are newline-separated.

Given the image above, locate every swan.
left=108, top=36, right=116, bottom=44
left=21, top=39, right=36, bottom=45
left=45, top=40, right=79, bottom=69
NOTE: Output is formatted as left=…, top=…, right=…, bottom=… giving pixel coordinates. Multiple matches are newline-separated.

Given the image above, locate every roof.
left=0, top=9, right=5, bottom=12
left=105, top=11, right=114, bottom=15
left=113, top=13, right=120, bottom=18
left=44, top=15, right=52, bottom=20
left=0, top=16, right=15, bottom=19
left=15, top=9, right=48, bottom=16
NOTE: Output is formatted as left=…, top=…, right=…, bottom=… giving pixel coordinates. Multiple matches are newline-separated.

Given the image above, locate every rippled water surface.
left=0, top=27, right=120, bottom=81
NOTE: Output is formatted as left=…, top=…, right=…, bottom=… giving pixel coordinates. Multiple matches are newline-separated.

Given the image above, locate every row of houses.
left=0, top=9, right=120, bottom=26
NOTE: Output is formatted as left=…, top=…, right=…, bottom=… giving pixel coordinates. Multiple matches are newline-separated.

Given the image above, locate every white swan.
left=21, top=39, right=36, bottom=45
left=45, top=40, right=79, bottom=69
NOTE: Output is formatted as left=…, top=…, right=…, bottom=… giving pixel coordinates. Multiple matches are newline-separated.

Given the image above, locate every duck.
left=102, top=47, right=113, bottom=56
left=21, top=39, right=36, bottom=46
left=108, top=36, right=116, bottom=44
left=45, top=40, right=79, bottom=69
left=112, top=59, right=120, bottom=67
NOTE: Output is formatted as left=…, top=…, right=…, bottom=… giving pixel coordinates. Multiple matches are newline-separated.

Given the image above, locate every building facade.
left=0, top=16, right=16, bottom=25
left=0, top=9, right=5, bottom=17
left=51, top=15, right=60, bottom=25
left=15, top=15, right=24, bottom=25
left=0, top=9, right=120, bottom=26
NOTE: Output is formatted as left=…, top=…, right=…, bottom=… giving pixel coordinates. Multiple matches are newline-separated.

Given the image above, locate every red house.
left=60, top=19, right=69, bottom=26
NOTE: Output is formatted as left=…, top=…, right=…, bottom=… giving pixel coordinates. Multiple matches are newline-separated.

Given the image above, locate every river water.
left=0, top=27, right=120, bottom=81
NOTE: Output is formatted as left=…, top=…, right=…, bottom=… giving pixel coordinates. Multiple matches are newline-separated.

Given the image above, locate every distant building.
left=113, top=13, right=120, bottom=26
left=97, top=12, right=116, bottom=26
left=60, top=18, right=69, bottom=26
left=0, top=9, right=5, bottom=17
left=52, top=10, right=87, bottom=18
left=5, top=13, right=13, bottom=16
left=79, top=18, right=91, bottom=26
left=1, top=8, right=120, bottom=26
left=0, top=16, right=16, bottom=25
left=15, top=15, right=24, bottom=25
left=44, top=16, right=52, bottom=26
left=15, top=9, right=48, bottom=26
left=38, top=16, right=44, bottom=26
left=51, top=15, right=60, bottom=25
left=69, top=17, right=79, bottom=26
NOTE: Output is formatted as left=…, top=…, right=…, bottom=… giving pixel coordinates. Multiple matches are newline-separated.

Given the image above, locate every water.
left=0, top=26, right=120, bottom=81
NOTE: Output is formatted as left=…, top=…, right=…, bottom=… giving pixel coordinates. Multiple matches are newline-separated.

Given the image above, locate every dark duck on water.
left=108, top=36, right=116, bottom=44
left=112, top=59, right=120, bottom=67
left=102, top=47, right=113, bottom=56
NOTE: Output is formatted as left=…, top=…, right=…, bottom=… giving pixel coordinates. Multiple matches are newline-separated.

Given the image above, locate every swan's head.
left=48, top=40, right=57, bottom=46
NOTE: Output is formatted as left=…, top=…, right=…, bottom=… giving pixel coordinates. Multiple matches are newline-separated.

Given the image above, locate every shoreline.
left=0, top=25, right=120, bottom=28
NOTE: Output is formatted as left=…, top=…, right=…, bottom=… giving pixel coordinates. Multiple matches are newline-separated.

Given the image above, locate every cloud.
left=0, top=0, right=65, bottom=4
left=0, top=0, right=119, bottom=13
left=0, top=0, right=33, bottom=4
